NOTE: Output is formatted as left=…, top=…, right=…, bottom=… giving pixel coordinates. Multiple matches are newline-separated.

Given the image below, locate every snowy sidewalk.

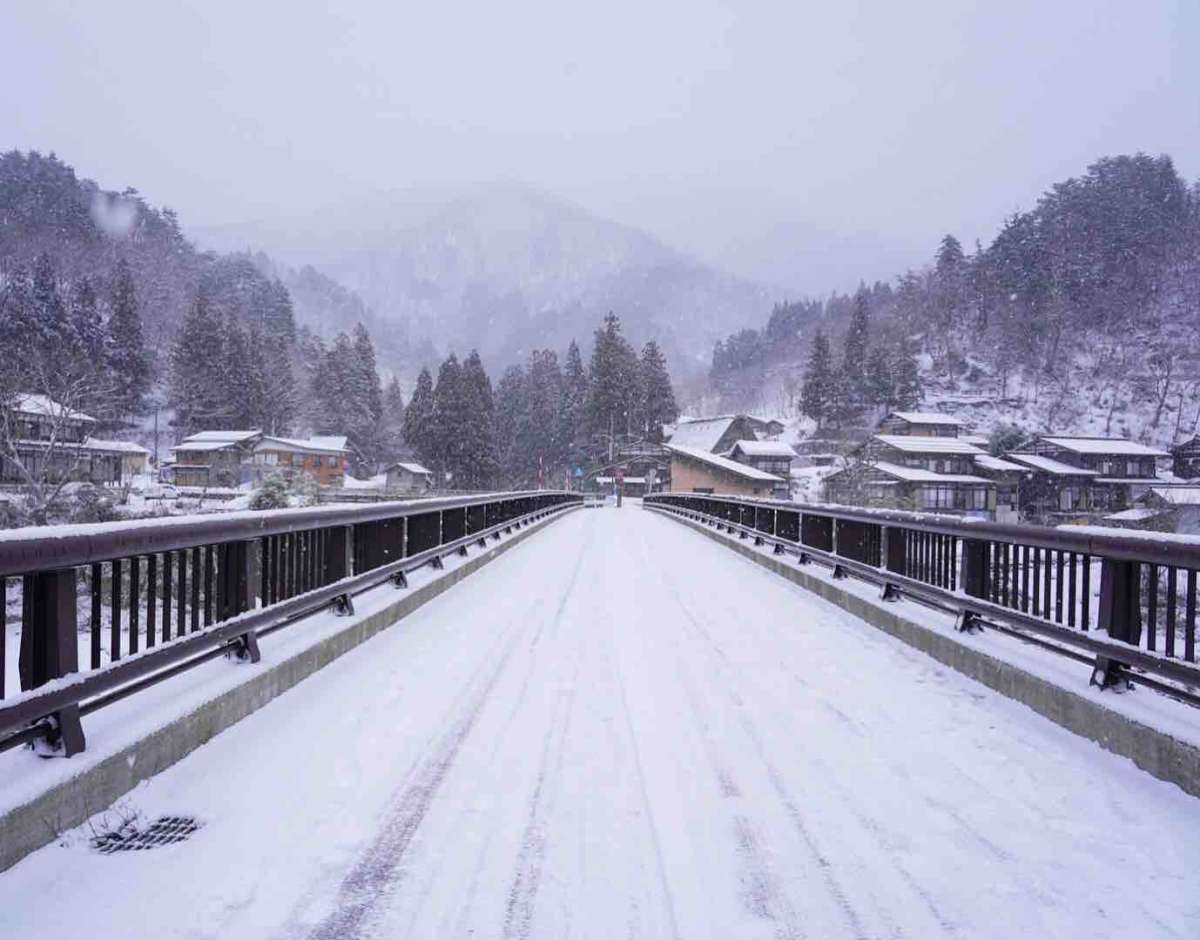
left=1, top=507, right=1196, bottom=939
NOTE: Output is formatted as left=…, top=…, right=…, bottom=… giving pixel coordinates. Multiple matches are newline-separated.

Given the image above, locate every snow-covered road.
left=2, top=506, right=1197, bottom=939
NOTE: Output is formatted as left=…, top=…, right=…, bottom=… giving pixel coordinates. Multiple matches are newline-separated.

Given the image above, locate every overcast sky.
left=2, top=1, right=1197, bottom=293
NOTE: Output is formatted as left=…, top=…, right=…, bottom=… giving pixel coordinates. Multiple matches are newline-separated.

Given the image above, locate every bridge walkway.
left=1, top=507, right=1195, bottom=939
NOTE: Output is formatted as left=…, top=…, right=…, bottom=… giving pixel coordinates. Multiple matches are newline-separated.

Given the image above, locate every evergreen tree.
left=585, top=313, right=639, bottom=453
left=494, top=365, right=528, bottom=485
left=559, top=339, right=589, bottom=470
left=381, top=376, right=406, bottom=460
left=800, top=330, right=834, bottom=428
left=865, top=346, right=893, bottom=410
left=637, top=339, right=678, bottom=441
left=431, top=353, right=463, bottom=481
left=404, top=367, right=436, bottom=468
left=890, top=341, right=922, bottom=410
left=169, top=289, right=231, bottom=434
left=105, top=259, right=152, bottom=423
left=524, top=349, right=564, bottom=485
left=458, top=351, right=499, bottom=489
left=842, top=286, right=871, bottom=393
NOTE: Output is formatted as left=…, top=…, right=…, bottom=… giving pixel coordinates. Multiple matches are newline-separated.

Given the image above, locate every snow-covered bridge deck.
left=2, top=507, right=1197, bottom=938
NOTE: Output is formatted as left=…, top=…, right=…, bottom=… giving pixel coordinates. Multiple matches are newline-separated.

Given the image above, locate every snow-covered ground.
left=1, top=507, right=1196, bottom=939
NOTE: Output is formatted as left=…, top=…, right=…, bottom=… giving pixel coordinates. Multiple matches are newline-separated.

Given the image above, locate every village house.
left=1020, top=436, right=1169, bottom=512
left=0, top=394, right=148, bottom=487
left=170, top=430, right=263, bottom=488
left=1171, top=436, right=1200, bottom=480
left=823, top=461, right=993, bottom=514
left=1003, top=453, right=1098, bottom=517
left=876, top=411, right=966, bottom=438
left=665, top=443, right=783, bottom=498
left=249, top=435, right=349, bottom=487
left=664, top=415, right=762, bottom=454
left=1135, top=486, right=1200, bottom=534
left=725, top=440, right=794, bottom=497
left=384, top=461, right=434, bottom=495
left=970, top=454, right=1027, bottom=523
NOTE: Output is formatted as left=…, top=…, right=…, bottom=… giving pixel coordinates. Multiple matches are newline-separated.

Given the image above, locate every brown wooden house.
left=666, top=443, right=783, bottom=497
left=1171, top=436, right=1200, bottom=480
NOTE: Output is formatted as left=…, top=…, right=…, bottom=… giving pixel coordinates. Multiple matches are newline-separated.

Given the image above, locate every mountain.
left=193, top=181, right=772, bottom=379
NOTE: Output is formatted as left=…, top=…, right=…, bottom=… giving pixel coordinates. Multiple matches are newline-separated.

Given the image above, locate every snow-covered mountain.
left=194, top=181, right=771, bottom=378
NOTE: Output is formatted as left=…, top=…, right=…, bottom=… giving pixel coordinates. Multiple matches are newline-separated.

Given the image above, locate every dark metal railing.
left=645, top=494, right=1200, bottom=705
left=1, top=491, right=581, bottom=756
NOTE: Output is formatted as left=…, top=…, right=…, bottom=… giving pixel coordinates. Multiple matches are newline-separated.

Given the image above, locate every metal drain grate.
left=92, top=816, right=200, bottom=854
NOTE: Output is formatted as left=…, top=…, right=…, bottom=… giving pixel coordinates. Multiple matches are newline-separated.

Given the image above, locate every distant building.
left=0, top=394, right=147, bottom=486
left=666, top=443, right=783, bottom=498
left=746, top=416, right=786, bottom=440
left=385, top=461, right=434, bottom=495
left=665, top=415, right=761, bottom=454
left=725, top=440, right=793, bottom=497
left=1136, top=486, right=1200, bottom=534
left=171, top=430, right=349, bottom=488
left=970, top=454, right=1027, bottom=523
left=1171, top=437, right=1200, bottom=479
left=1021, top=436, right=1169, bottom=512
left=823, top=461, right=992, bottom=514
left=876, top=411, right=966, bottom=438
left=1003, top=454, right=1098, bottom=517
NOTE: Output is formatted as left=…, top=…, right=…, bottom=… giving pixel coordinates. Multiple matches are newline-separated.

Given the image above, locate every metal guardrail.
left=0, top=491, right=581, bottom=756
left=645, top=494, right=1200, bottom=706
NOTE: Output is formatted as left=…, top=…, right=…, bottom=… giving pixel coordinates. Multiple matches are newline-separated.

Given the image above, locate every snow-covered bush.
left=249, top=473, right=291, bottom=511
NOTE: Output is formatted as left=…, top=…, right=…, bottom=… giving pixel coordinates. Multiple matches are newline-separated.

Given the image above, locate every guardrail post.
left=218, top=540, right=262, bottom=662
left=325, top=525, right=356, bottom=616
left=960, top=539, right=989, bottom=599
left=19, top=570, right=85, bottom=755
left=1093, top=559, right=1141, bottom=688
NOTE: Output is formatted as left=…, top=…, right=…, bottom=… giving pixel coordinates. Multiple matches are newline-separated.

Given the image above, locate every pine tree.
left=637, top=340, right=678, bottom=441
left=842, top=286, right=870, bottom=393
left=169, top=289, right=231, bottom=434
left=494, top=364, right=528, bottom=485
left=559, top=339, right=589, bottom=471
left=381, top=376, right=406, bottom=461
left=890, top=341, right=922, bottom=410
left=800, top=330, right=834, bottom=428
left=459, top=351, right=499, bottom=489
left=524, top=349, right=564, bottom=485
left=865, top=346, right=893, bottom=410
left=105, top=259, right=151, bottom=423
left=404, top=367, right=436, bottom=468
left=585, top=313, right=639, bottom=453
left=431, top=353, right=463, bottom=482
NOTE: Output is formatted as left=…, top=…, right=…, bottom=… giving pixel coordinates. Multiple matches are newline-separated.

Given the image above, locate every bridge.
left=0, top=493, right=1197, bottom=937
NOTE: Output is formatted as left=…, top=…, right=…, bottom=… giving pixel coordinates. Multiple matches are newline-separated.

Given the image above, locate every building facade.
left=666, top=444, right=783, bottom=497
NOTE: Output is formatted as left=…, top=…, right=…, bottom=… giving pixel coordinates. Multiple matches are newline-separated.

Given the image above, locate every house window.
left=692, top=487, right=714, bottom=494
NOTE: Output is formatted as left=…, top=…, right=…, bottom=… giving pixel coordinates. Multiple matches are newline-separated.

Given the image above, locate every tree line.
left=403, top=313, right=679, bottom=489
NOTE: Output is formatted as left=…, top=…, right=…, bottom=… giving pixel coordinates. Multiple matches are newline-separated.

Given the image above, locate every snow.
left=666, top=416, right=739, bottom=451
left=972, top=454, right=1027, bottom=472
left=727, top=439, right=795, bottom=458
left=869, top=461, right=991, bottom=484
left=82, top=437, right=151, bottom=455
left=1103, top=508, right=1163, bottom=522
left=888, top=410, right=965, bottom=426
left=1150, top=486, right=1200, bottom=506
left=1006, top=453, right=1099, bottom=476
left=1, top=508, right=1196, bottom=938
left=1039, top=437, right=1171, bottom=457
left=665, top=443, right=783, bottom=481
left=873, top=434, right=986, bottom=455
left=9, top=393, right=96, bottom=423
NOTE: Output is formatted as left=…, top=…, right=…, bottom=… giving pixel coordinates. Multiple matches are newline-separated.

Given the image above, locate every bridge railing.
left=0, top=491, right=581, bottom=756
left=645, top=493, right=1200, bottom=704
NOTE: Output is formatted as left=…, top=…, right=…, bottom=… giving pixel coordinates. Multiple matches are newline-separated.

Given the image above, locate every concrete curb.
left=653, top=508, right=1200, bottom=800
left=0, top=509, right=577, bottom=873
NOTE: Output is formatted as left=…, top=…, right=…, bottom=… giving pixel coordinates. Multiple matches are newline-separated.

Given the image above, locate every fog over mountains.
left=193, top=181, right=771, bottom=380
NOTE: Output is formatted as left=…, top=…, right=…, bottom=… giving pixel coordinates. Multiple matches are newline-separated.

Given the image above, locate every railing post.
left=960, top=539, right=989, bottom=599
left=19, top=570, right=85, bottom=755
left=884, top=526, right=906, bottom=574
left=218, top=540, right=262, bottom=662
left=1093, top=558, right=1142, bottom=689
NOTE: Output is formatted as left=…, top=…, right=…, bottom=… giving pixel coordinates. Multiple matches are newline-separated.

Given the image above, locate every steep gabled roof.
left=667, top=416, right=745, bottom=452
left=665, top=444, right=782, bottom=482
left=728, top=440, right=795, bottom=458
left=10, top=393, right=96, bottom=423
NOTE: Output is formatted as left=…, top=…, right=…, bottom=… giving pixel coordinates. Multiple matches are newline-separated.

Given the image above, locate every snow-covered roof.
left=9, top=393, right=96, bottom=423
left=868, top=461, right=991, bottom=484
left=973, top=454, right=1027, bottom=473
left=1038, top=437, right=1169, bottom=457
left=873, top=435, right=985, bottom=455
left=1006, top=454, right=1098, bottom=476
left=84, top=438, right=150, bottom=455
left=667, top=416, right=743, bottom=452
left=887, top=411, right=964, bottom=426
left=310, top=435, right=348, bottom=451
left=1148, top=486, right=1200, bottom=506
left=388, top=461, right=432, bottom=476
left=728, top=440, right=795, bottom=458
left=257, top=436, right=348, bottom=455
left=665, top=444, right=783, bottom=482
left=172, top=440, right=236, bottom=453
left=959, top=434, right=990, bottom=447
left=1103, top=508, right=1165, bottom=522
left=182, top=430, right=261, bottom=444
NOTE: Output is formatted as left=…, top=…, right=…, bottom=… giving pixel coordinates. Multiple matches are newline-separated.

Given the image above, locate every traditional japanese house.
left=384, top=461, right=434, bottom=495
left=1171, top=436, right=1200, bottom=479
left=726, top=440, right=794, bottom=497
left=861, top=434, right=985, bottom=474
left=1003, top=453, right=1098, bottom=517
left=250, top=435, right=349, bottom=487
left=0, top=394, right=128, bottom=486
left=664, top=415, right=761, bottom=454
left=1023, top=436, right=1169, bottom=511
left=171, top=430, right=263, bottom=488
left=970, top=454, right=1027, bottom=523
left=666, top=443, right=783, bottom=498
left=1135, top=486, right=1200, bottom=534
left=823, top=461, right=993, bottom=514
left=876, top=411, right=965, bottom=438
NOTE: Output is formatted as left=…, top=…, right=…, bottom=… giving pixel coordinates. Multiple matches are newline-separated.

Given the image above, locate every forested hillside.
left=708, top=154, right=1200, bottom=447
left=0, top=151, right=405, bottom=472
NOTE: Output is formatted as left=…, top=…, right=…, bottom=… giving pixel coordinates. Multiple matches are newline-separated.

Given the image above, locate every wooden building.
left=385, top=461, right=434, bottom=495
left=250, top=436, right=348, bottom=487
left=1171, top=437, right=1200, bottom=479
left=970, top=454, right=1027, bottom=523
left=726, top=440, right=794, bottom=497
left=876, top=411, right=965, bottom=438
left=824, top=461, right=992, bottom=514
left=0, top=394, right=138, bottom=487
left=1004, top=453, right=1098, bottom=517
left=171, top=430, right=263, bottom=488
left=666, top=443, right=783, bottom=497
left=665, top=415, right=762, bottom=454
left=1022, top=436, right=1169, bottom=511
left=860, top=434, right=985, bottom=474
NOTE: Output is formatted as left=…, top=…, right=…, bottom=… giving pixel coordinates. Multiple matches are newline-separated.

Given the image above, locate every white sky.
left=2, top=1, right=1197, bottom=293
